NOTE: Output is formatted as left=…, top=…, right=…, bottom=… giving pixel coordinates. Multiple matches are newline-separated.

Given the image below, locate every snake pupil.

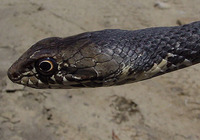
left=35, top=58, right=57, bottom=76
left=39, top=61, right=51, bottom=72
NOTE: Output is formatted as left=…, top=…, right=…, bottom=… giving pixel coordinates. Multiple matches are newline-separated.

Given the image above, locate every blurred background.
left=0, top=0, right=200, bottom=140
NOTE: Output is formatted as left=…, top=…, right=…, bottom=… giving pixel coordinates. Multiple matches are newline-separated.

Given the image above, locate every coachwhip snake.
left=7, top=21, right=200, bottom=88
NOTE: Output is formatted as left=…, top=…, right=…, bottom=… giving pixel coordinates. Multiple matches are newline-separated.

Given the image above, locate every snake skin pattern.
left=7, top=21, right=200, bottom=88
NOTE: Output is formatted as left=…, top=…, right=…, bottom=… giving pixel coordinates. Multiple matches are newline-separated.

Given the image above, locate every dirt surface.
left=0, top=0, right=200, bottom=140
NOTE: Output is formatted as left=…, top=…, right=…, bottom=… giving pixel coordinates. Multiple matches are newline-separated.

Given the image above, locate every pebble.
left=154, top=1, right=171, bottom=9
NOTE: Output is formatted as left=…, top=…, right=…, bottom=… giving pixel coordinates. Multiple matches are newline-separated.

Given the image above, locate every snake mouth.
left=7, top=72, right=37, bottom=87
left=7, top=67, right=23, bottom=83
left=7, top=66, right=39, bottom=88
left=14, top=76, right=49, bottom=88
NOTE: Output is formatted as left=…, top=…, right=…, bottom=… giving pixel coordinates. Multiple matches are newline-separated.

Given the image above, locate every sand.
left=0, top=0, right=200, bottom=140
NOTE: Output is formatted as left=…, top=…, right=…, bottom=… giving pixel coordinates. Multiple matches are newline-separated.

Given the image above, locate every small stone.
left=154, top=1, right=171, bottom=9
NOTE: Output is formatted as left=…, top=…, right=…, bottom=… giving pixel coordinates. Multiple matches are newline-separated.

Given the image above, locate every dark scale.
left=89, top=21, right=200, bottom=82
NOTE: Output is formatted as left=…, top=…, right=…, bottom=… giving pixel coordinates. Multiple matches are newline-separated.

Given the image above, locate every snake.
left=7, top=21, right=200, bottom=89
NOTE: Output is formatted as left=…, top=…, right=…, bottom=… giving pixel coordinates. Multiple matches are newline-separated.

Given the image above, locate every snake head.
left=7, top=37, right=63, bottom=88
left=7, top=31, right=122, bottom=89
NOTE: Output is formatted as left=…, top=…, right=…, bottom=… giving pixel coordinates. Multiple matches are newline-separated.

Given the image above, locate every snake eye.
left=35, top=58, right=57, bottom=76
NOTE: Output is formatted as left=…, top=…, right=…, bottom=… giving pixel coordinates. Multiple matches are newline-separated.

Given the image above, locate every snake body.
left=8, top=21, right=200, bottom=88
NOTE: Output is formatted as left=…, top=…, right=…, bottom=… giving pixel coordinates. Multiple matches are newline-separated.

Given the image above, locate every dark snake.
left=7, top=21, right=200, bottom=89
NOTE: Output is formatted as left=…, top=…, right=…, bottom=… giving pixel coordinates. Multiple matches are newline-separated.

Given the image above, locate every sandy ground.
left=0, top=0, right=200, bottom=140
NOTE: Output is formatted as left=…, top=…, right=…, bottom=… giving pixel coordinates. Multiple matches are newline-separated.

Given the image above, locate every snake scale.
left=7, top=21, right=200, bottom=89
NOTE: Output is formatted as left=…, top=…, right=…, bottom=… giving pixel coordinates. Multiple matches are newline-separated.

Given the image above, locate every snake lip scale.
left=7, top=21, right=200, bottom=89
